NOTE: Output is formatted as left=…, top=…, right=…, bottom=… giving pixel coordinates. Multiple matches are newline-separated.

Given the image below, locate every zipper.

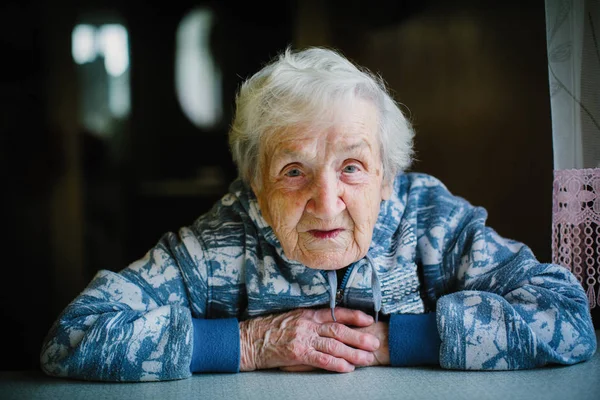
left=339, top=263, right=353, bottom=291
left=323, top=263, right=356, bottom=306
left=335, top=289, right=344, bottom=304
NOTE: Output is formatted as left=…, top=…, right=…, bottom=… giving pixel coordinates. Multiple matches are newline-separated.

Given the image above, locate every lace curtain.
left=545, top=0, right=600, bottom=308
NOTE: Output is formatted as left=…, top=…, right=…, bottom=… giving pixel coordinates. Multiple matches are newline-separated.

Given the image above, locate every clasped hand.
left=239, top=307, right=389, bottom=373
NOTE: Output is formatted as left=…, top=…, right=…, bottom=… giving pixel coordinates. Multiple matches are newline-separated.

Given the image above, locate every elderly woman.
left=41, top=47, right=596, bottom=381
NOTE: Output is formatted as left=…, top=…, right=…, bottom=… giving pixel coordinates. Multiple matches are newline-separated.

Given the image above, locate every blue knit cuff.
left=389, top=312, right=440, bottom=366
left=190, top=318, right=240, bottom=373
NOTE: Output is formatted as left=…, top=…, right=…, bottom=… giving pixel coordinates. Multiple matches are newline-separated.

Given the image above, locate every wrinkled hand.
left=279, top=321, right=390, bottom=371
left=239, top=307, right=380, bottom=373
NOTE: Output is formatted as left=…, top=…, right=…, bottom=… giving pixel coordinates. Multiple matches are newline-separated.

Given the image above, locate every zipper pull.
left=335, top=289, right=344, bottom=305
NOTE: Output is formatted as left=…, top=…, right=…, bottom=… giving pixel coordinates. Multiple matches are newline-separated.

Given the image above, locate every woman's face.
left=252, top=100, right=392, bottom=270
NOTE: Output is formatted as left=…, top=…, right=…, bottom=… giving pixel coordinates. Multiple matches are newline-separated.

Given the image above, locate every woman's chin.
left=295, top=249, right=362, bottom=270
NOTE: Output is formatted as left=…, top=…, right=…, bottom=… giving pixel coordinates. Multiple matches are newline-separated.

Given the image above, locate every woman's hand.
left=239, top=307, right=380, bottom=373
left=353, top=322, right=390, bottom=366
left=278, top=321, right=390, bottom=371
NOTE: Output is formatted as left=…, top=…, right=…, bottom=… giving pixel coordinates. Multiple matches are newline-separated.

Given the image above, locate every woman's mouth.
left=309, top=229, right=344, bottom=239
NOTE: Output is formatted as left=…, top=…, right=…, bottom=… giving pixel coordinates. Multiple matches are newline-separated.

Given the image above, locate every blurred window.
left=175, top=8, right=222, bottom=129
left=71, top=23, right=130, bottom=136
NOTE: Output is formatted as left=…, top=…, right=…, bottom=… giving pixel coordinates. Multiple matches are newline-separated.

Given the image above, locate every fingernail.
left=372, top=338, right=380, bottom=349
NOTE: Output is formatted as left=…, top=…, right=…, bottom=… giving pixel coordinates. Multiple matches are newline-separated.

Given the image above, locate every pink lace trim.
left=552, top=168, right=600, bottom=309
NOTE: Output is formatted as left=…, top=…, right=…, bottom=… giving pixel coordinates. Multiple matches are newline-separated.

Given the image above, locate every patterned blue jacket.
left=40, top=173, right=597, bottom=381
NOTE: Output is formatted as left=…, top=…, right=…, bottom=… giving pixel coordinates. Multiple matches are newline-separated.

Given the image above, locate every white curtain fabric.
left=546, top=0, right=600, bottom=169
left=545, top=0, right=600, bottom=309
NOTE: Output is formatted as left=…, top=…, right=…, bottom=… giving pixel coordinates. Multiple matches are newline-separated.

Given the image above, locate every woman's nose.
left=306, top=173, right=345, bottom=219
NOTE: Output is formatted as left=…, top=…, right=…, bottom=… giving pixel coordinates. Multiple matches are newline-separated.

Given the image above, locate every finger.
left=280, top=365, right=317, bottom=372
left=317, top=322, right=380, bottom=351
left=304, top=349, right=355, bottom=373
left=313, top=337, right=375, bottom=366
left=317, top=307, right=374, bottom=327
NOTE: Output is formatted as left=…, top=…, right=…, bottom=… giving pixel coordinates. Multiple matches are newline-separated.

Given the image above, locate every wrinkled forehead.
left=261, top=98, right=381, bottom=152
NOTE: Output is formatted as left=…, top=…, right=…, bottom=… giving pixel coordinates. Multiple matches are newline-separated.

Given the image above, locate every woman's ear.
left=250, top=173, right=264, bottom=201
left=250, top=180, right=260, bottom=197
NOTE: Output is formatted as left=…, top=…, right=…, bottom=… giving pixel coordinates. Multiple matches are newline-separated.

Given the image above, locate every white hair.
left=228, top=46, right=414, bottom=187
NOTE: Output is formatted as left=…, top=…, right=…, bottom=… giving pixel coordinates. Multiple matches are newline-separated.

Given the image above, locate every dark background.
left=2, top=0, right=592, bottom=371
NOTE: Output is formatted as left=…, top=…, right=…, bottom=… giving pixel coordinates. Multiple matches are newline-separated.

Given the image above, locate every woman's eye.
left=343, top=165, right=359, bottom=173
left=285, top=168, right=302, bottom=177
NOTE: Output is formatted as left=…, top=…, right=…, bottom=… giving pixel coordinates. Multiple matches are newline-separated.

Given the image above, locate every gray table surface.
left=2, top=332, right=599, bottom=400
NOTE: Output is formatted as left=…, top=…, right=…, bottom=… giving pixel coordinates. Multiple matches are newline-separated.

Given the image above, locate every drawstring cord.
left=366, top=254, right=382, bottom=323
left=327, top=270, right=337, bottom=322
left=325, top=255, right=382, bottom=323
